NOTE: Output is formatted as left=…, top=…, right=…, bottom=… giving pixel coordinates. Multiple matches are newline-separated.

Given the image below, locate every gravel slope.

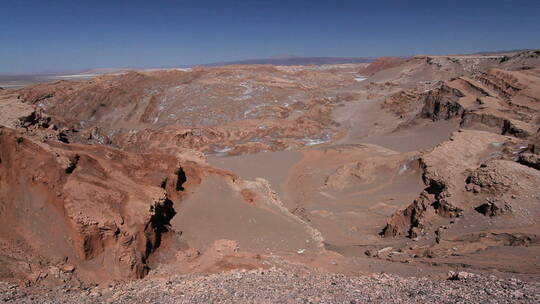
left=2, top=268, right=538, bottom=304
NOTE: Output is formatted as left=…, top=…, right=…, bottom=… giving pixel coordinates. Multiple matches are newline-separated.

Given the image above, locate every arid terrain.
left=1, top=50, right=540, bottom=303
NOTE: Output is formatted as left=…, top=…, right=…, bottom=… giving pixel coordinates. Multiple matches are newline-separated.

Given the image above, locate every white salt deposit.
left=354, top=76, right=367, bottom=82
left=56, top=74, right=99, bottom=78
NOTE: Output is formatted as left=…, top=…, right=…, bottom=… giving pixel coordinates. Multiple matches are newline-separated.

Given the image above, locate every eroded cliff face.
left=380, top=130, right=526, bottom=238
left=380, top=56, right=540, bottom=240
left=0, top=126, right=203, bottom=283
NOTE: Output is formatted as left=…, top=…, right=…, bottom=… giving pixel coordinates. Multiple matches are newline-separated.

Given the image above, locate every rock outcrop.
left=381, top=130, right=519, bottom=237
left=0, top=126, right=205, bottom=283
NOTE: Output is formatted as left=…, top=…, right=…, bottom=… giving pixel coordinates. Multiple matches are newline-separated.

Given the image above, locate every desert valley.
left=0, top=50, right=540, bottom=302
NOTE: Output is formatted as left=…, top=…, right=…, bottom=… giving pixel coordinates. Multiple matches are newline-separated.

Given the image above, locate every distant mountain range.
left=202, top=56, right=375, bottom=67
left=3, top=49, right=537, bottom=77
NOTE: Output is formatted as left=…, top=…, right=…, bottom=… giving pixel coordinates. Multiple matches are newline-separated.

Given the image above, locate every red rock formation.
left=0, top=125, right=206, bottom=282
left=361, top=57, right=406, bottom=75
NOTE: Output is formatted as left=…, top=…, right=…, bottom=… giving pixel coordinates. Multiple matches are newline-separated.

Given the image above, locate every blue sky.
left=1, top=0, right=539, bottom=73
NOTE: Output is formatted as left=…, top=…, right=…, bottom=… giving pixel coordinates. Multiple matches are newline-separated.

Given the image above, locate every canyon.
left=1, top=50, right=539, bottom=302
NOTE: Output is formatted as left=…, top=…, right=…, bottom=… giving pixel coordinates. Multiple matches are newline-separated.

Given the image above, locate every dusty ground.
left=0, top=50, right=539, bottom=302
left=2, top=268, right=539, bottom=304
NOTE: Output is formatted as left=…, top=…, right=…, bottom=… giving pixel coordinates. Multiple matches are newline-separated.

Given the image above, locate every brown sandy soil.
left=170, top=175, right=324, bottom=254
left=208, top=150, right=302, bottom=198
left=282, top=145, right=424, bottom=246
left=0, top=50, right=540, bottom=298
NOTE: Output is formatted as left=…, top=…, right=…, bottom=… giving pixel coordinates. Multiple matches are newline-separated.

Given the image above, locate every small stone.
left=448, top=271, right=474, bottom=280
left=512, top=290, right=524, bottom=298
left=61, top=264, right=76, bottom=273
